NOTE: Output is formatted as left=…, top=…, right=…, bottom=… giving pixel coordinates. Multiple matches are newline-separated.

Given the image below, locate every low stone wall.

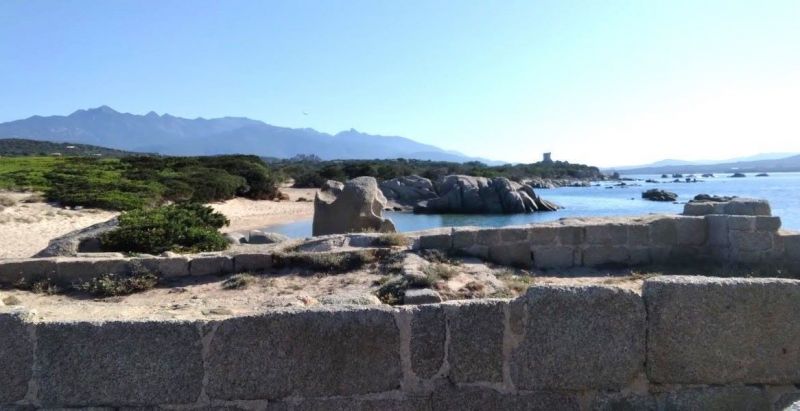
left=1, top=198, right=798, bottom=286
left=3, top=276, right=800, bottom=409
left=414, top=198, right=798, bottom=273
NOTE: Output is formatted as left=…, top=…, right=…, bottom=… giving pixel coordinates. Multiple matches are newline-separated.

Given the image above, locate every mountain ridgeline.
left=0, top=106, right=497, bottom=163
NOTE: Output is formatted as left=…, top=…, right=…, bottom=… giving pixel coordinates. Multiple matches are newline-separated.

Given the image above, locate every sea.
left=265, top=172, right=800, bottom=238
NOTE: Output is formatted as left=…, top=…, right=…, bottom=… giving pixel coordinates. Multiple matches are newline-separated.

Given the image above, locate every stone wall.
left=1, top=198, right=798, bottom=286
left=3, top=276, right=800, bottom=409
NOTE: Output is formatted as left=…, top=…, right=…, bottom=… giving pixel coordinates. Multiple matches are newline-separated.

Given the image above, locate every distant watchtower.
left=542, top=152, right=553, bottom=163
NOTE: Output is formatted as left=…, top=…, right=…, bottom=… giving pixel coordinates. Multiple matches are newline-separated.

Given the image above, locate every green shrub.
left=101, top=203, right=230, bottom=254
left=79, top=271, right=158, bottom=297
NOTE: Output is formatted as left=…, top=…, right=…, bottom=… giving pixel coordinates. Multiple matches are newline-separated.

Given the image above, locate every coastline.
left=0, top=188, right=318, bottom=259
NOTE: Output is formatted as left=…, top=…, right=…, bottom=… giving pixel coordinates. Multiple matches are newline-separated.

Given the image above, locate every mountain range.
left=609, top=154, right=800, bottom=175
left=0, top=106, right=497, bottom=163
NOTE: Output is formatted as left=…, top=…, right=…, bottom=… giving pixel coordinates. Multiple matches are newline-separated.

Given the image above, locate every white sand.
left=0, top=192, right=118, bottom=259
left=210, top=187, right=316, bottom=233
left=0, top=188, right=318, bottom=259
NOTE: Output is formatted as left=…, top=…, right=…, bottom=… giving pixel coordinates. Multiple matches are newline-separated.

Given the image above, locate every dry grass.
left=496, top=270, right=536, bottom=293
left=0, top=194, right=16, bottom=208
left=422, top=263, right=460, bottom=285
left=375, top=233, right=411, bottom=247
left=221, top=273, right=256, bottom=290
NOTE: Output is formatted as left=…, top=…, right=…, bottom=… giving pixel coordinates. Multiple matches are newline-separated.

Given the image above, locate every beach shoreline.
left=0, top=188, right=318, bottom=259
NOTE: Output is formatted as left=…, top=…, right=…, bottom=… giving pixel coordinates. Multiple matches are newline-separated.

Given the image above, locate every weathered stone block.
left=727, top=215, right=756, bottom=231
left=675, top=217, right=706, bottom=246
left=457, top=244, right=489, bottom=259
left=407, top=305, right=446, bottom=379
left=532, top=246, right=575, bottom=269
left=524, top=228, right=556, bottom=248
left=132, top=256, right=190, bottom=278
left=55, top=258, right=130, bottom=284
left=206, top=306, right=401, bottom=399
left=582, top=246, right=629, bottom=266
left=649, top=218, right=677, bottom=246
left=784, top=232, right=800, bottom=265
left=0, top=258, right=58, bottom=285
left=232, top=253, right=272, bottom=273
left=585, top=223, right=628, bottom=245
left=498, top=227, right=529, bottom=243
left=730, top=230, right=773, bottom=252
left=645, top=276, right=800, bottom=384
left=451, top=227, right=479, bottom=249
left=488, top=242, right=531, bottom=267
left=648, top=246, right=672, bottom=264
left=705, top=215, right=730, bottom=246
left=755, top=216, right=782, bottom=232
left=417, top=233, right=452, bottom=250
left=662, top=386, right=770, bottom=410
left=683, top=202, right=716, bottom=216
left=36, top=320, right=204, bottom=406
left=591, top=393, right=656, bottom=411
left=627, top=224, right=650, bottom=245
left=629, top=248, right=651, bottom=266
left=189, top=254, right=233, bottom=276
left=444, top=300, right=505, bottom=383
left=724, top=198, right=771, bottom=216
left=555, top=225, right=583, bottom=245
left=474, top=229, right=502, bottom=245
left=0, top=309, right=33, bottom=403
left=404, top=288, right=442, bottom=305
left=430, top=385, right=579, bottom=411
left=510, top=285, right=645, bottom=390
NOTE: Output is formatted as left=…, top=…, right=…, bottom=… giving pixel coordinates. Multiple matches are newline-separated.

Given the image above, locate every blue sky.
left=1, top=1, right=799, bottom=166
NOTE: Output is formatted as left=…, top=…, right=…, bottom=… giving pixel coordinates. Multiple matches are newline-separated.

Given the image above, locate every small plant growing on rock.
left=375, top=233, right=410, bottom=247
left=221, top=273, right=255, bottom=290
left=15, top=277, right=61, bottom=295
left=78, top=263, right=158, bottom=297
left=423, top=263, right=459, bottom=284
left=0, top=194, right=17, bottom=208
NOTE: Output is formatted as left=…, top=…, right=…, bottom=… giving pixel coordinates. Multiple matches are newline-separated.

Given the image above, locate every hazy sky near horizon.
left=1, top=1, right=799, bottom=167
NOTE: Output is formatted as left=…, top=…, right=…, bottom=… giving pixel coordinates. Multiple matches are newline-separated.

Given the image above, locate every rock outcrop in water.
left=313, top=177, right=396, bottom=236
left=413, top=175, right=560, bottom=214
left=642, top=189, right=678, bottom=202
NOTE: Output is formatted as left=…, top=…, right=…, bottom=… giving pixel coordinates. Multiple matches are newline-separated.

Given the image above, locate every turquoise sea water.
left=265, top=172, right=800, bottom=238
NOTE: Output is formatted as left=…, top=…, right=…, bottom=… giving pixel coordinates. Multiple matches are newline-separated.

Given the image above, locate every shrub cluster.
left=101, top=203, right=230, bottom=254
left=268, top=157, right=603, bottom=188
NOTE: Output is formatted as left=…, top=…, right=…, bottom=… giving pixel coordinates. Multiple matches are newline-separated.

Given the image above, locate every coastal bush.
left=267, top=157, right=603, bottom=188
left=101, top=203, right=230, bottom=254
left=79, top=271, right=159, bottom=297
left=273, top=249, right=383, bottom=273
left=1, top=155, right=283, bottom=210
left=375, top=233, right=411, bottom=247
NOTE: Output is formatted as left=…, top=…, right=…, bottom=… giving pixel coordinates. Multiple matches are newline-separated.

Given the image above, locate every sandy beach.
left=0, top=192, right=119, bottom=259
left=0, top=188, right=317, bottom=259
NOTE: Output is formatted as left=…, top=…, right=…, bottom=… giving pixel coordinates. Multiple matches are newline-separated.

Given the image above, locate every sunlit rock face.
left=313, top=177, right=396, bottom=236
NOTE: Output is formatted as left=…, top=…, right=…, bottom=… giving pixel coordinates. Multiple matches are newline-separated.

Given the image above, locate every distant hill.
left=611, top=152, right=800, bottom=171
left=612, top=154, right=800, bottom=175
left=0, top=138, right=145, bottom=157
left=0, top=106, right=499, bottom=163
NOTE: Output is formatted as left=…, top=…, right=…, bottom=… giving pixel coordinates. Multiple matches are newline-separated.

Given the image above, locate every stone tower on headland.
left=542, top=152, right=553, bottom=163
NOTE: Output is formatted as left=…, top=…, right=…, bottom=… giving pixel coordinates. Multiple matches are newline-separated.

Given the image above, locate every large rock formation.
left=413, top=175, right=560, bottom=214
left=34, top=217, right=119, bottom=257
left=313, top=177, right=396, bottom=236
left=379, top=175, right=438, bottom=208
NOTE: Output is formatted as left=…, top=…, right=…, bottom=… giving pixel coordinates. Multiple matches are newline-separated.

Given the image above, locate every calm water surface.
left=266, top=172, right=800, bottom=237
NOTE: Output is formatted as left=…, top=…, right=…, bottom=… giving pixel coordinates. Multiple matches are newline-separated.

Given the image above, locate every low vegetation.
left=422, top=263, right=460, bottom=285
left=0, top=155, right=281, bottom=210
left=222, top=273, right=256, bottom=290
left=270, top=156, right=603, bottom=188
left=101, top=203, right=230, bottom=254
left=78, top=271, right=159, bottom=297
left=273, top=249, right=384, bottom=273
left=375, top=233, right=411, bottom=247
left=0, top=193, right=16, bottom=208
